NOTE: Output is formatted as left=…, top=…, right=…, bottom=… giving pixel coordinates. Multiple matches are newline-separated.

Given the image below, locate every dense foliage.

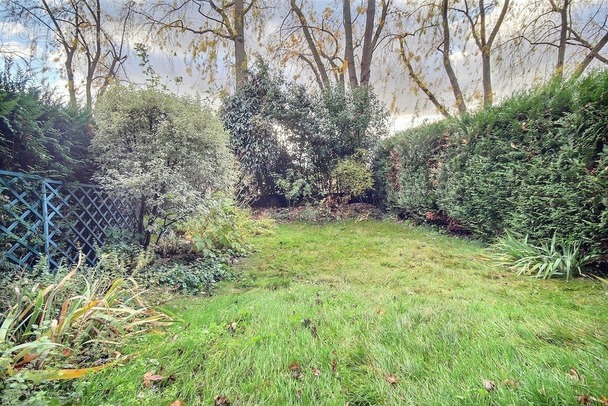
left=91, top=86, right=236, bottom=247
left=375, top=70, right=608, bottom=266
left=138, top=197, right=275, bottom=295
left=221, top=60, right=389, bottom=204
left=0, top=61, right=93, bottom=182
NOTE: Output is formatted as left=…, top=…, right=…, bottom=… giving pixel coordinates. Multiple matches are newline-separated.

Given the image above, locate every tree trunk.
left=234, top=0, right=248, bottom=88
left=399, top=37, right=451, bottom=118
left=65, top=52, right=77, bottom=109
left=343, top=0, right=358, bottom=87
left=479, top=0, right=509, bottom=107
left=481, top=48, right=493, bottom=106
left=441, top=0, right=467, bottom=114
left=555, top=0, right=569, bottom=79
left=360, top=0, right=376, bottom=85
left=137, top=197, right=150, bottom=248
left=573, top=31, right=608, bottom=78
left=291, top=0, right=330, bottom=87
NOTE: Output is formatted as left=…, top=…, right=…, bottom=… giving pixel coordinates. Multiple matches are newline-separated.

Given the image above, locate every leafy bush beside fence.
left=375, top=71, right=608, bottom=265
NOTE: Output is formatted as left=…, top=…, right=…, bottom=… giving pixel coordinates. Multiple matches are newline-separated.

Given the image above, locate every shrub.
left=274, top=169, right=313, bottom=205
left=0, top=60, right=93, bottom=182
left=177, top=197, right=275, bottom=259
left=375, top=71, right=608, bottom=267
left=91, top=85, right=236, bottom=248
left=221, top=59, right=389, bottom=203
left=331, top=158, right=373, bottom=201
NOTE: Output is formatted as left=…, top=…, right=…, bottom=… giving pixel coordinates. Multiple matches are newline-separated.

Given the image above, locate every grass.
left=80, top=221, right=608, bottom=405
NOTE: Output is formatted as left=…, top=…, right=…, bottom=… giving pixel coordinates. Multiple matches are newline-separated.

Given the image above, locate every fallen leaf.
left=170, top=401, right=185, bottom=406
left=214, top=395, right=230, bottom=405
left=227, top=322, right=238, bottom=333
left=312, top=367, right=322, bottom=376
left=577, top=395, right=592, bottom=405
left=331, top=359, right=337, bottom=373
left=171, top=334, right=179, bottom=342
left=143, top=371, right=164, bottom=388
left=569, top=368, right=585, bottom=382
left=302, top=319, right=319, bottom=338
left=296, top=389, right=302, bottom=399
left=289, top=362, right=302, bottom=380
left=385, top=374, right=399, bottom=385
left=502, top=378, right=520, bottom=389
left=482, top=379, right=496, bottom=392
left=599, top=397, right=608, bottom=406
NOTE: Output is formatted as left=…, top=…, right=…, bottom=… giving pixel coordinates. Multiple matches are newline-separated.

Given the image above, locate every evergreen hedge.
left=375, top=71, right=608, bottom=264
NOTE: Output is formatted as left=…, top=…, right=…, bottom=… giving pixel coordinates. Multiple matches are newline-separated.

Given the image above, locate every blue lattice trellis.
left=0, top=170, right=138, bottom=270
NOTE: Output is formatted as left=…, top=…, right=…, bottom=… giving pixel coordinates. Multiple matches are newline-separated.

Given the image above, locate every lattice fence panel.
left=0, top=170, right=138, bottom=270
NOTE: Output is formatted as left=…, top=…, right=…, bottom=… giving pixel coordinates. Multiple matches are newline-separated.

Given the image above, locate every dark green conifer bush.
left=375, top=71, right=608, bottom=267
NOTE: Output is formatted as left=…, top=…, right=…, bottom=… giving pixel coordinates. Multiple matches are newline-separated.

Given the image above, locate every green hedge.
left=375, top=71, right=608, bottom=262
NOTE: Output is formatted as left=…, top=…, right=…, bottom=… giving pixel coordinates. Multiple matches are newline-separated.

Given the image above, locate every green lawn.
left=82, top=221, right=608, bottom=405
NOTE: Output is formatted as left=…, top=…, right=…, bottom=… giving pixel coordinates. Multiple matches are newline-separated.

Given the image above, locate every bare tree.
left=397, top=34, right=452, bottom=118
left=276, top=0, right=392, bottom=89
left=453, top=0, right=511, bottom=107
left=513, top=0, right=608, bottom=80
left=441, top=0, right=468, bottom=113
left=141, top=0, right=260, bottom=89
left=3, top=0, right=132, bottom=109
left=392, top=0, right=467, bottom=115
left=288, top=0, right=332, bottom=87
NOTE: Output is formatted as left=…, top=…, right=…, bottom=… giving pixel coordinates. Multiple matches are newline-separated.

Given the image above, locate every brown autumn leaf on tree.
left=143, top=371, right=164, bottom=388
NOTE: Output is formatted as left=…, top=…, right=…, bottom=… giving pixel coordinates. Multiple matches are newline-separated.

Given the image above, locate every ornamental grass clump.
left=0, top=255, right=169, bottom=390
left=493, top=233, right=597, bottom=280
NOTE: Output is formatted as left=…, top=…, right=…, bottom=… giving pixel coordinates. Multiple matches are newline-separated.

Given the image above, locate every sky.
left=1, top=0, right=606, bottom=132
